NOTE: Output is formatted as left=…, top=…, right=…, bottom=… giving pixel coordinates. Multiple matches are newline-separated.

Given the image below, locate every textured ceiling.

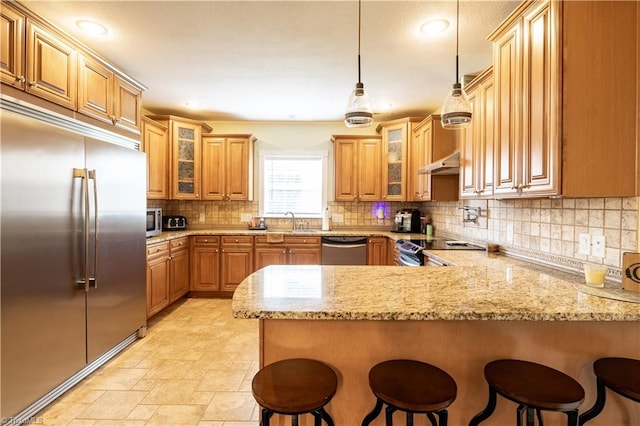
left=23, top=0, right=520, bottom=122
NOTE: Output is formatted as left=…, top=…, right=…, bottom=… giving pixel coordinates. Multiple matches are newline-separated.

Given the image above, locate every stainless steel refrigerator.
left=1, top=97, right=147, bottom=423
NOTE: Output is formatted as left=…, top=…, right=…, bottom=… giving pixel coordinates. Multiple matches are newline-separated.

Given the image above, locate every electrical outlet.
left=332, top=213, right=344, bottom=223
left=240, top=213, right=252, bottom=222
left=199, top=212, right=205, bottom=223
left=578, top=233, right=591, bottom=255
left=592, top=235, right=605, bottom=258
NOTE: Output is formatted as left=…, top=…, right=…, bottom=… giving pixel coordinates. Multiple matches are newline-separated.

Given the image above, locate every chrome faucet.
left=284, top=211, right=295, bottom=231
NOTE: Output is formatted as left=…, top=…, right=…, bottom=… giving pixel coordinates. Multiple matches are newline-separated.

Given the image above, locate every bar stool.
left=251, top=358, right=338, bottom=426
left=469, top=359, right=585, bottom=426
left=579, top=357, right=640, bottom=425
left=361, top=359, right=457, bottom=426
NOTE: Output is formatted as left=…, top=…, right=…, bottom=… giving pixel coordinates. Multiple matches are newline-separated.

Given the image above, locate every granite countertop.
left=231, top=252, right=640, bottom=322
left=147, top=228, right=427, bottom=244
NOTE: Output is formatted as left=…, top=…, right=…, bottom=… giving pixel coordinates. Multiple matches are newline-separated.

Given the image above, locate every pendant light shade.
left=345, top=0, right=373, bottom=128
left=442, top=0, right=471, bottom=129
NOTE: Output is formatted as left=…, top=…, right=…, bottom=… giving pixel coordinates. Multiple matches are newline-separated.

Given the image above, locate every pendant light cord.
left=357, top=0, right=362, bottom=84
left=455, top=0, right=460, bottom=85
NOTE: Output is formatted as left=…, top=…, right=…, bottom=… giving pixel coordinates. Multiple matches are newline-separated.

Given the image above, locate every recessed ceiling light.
left=420, top=19, right=449, bottom=35
left=76, top=20, right=108, bottom=35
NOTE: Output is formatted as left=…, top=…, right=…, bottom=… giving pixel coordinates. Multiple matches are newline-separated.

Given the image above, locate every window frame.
left=258, top=150, right=329, bottom=219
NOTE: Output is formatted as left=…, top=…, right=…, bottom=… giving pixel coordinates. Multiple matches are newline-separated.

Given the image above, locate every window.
left=259, top=151, right=328, bottom=218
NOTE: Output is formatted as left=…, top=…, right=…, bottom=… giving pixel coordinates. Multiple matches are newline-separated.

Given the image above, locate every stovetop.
left=409, top=239, right=486, bottom=251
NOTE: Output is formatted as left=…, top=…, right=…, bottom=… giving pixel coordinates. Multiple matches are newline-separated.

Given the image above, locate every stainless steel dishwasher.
left=321, top=236, right=368, bottom=265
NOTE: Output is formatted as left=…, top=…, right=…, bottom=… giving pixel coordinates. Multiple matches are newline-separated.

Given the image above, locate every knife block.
left=622, top=252, right=640, bottom=293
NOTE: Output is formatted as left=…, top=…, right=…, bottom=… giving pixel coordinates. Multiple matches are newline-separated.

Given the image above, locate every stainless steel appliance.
left=321, top=236, right=368, bottom=265
left=392, top=209, right=421, bottom=233
left=1, top=97, right=147, bottom=423
left=395, top=239, right=485, bottom=266
left=162, top=215, right=187, bottom=231
left=147, top=207, right=162, bottom=237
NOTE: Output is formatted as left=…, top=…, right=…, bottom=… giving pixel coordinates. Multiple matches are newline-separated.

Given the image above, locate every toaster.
left=162, top=215, right=187, bottom=230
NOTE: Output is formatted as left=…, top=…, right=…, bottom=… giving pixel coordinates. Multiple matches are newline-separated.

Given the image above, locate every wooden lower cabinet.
left=220, top=236, right=254, bottom=292
left=367, top=237, right=388, bottom=265
left=191, top=236, right=221, bottom=291
left=168, top=237, right=189, bottom=301
left=254, top=236, right=321, bottom=270
left=146, top=241, right=170, bottom=318
left=146, top=237, right=190, bottom=318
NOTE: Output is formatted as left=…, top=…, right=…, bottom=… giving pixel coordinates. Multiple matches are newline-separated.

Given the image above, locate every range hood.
left=418, top=151, right=460, bottom=175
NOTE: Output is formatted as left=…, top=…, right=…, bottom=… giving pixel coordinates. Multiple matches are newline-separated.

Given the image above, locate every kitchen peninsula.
left=232, top=253, right=640, bottom=426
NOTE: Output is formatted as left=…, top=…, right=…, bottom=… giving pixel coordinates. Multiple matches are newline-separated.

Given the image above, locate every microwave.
left=146, top=208, right=162, bottom=238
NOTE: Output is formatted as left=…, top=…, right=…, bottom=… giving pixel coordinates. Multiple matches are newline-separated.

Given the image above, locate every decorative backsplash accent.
left=148, top=196, right=639, bottom=270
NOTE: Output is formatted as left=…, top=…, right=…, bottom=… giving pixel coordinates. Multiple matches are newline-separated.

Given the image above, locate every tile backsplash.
left=149, top=197, right=639, bottom=269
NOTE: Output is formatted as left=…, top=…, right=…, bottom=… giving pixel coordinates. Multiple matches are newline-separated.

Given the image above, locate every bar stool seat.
left=361, top=359, right=457, bottom=426
left=579, top=357, right=640, bottom=425
left=469, top=359, right=585, bottom=426
left=252, top=358, right=338, bottom=426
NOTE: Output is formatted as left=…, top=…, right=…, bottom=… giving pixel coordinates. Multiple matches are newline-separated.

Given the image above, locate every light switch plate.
left=592, top=235, right=605, bottom=258
left=332, top=213, right=344, bottom=223
left=240, top=213, right=252, bottom=222
left=506, top=223, right=514, bottom=243
left=578, top=233, right=591, bottom=255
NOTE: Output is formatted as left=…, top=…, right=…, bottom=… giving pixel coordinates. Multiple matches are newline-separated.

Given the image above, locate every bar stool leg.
left=566, top=409, right=579, bottom=426
left=516, top=405, right=525, bottom=426
left=361, top=398, right=384, bottom=426
left=385, top=405, right=396, bottom=426
left=292, top=413, right=299, bottom=426
left=406, top=411, right=414, bottom=426
left=436, top=410, right=448, bottom=426
left=426, top=412, right=437, bottom=426
left=261, top=408, right=273, bottom=426
left=536, top=409, right=543, bottom=426
left=319, top=407, right=335, bottom=426
left=578, top=380, right=607, bottom=425
left=469, top=387, right=498, bottom=426
left=526, top=407, right=535, bottom=426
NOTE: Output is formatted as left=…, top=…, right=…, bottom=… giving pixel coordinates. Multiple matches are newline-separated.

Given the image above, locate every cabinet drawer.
left=221, top=235, right=253, bottom=246
left=147, top=242, right=170, bottom=258
left=284, top=236, right=320, bottom=245
left=192, top=236, right=220, bottom=245
left=170, top=237, right=189, bottom=251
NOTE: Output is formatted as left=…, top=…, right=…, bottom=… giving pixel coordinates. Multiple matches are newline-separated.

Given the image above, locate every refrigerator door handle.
left=88, top=169, right=98, bottom=289
left=73, top=168, right=91, bottom=292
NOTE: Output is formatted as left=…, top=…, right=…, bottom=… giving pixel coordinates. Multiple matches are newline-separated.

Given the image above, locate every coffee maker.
left=392, top=209, right=421, bottom=233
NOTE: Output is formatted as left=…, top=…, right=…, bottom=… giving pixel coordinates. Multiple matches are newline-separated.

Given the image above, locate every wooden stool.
left=579, top=357, right=640, bottom=425
left=251, top=358, right=338, bottom=426
left=361, top=359, right=457, bottom=426
left=469, top=359, right=585, bottom=426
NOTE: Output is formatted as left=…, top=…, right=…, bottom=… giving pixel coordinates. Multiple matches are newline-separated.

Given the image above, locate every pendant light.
left=344, top=0, right=373, bottom=128
left=441, top=0, right=472, bottom=129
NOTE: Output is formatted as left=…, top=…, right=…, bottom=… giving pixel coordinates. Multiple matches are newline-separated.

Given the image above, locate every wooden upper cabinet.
left=411, top=115, right=458, bottom=202
left=148, top=115, right=212, bottom=200
left=490, top=0, right=637, bottom=198
left=377, top=118, right=423, bottom=201
left=332, top=135, right=382, bottom=202
left=460, top=67, right=495, bottom=199
left=25, top=19, right=77, bottom=109
left=202, top=134, right=255, bottom=201
left=113, top=76, right=142, bottom=132
left=78, top=54, right=114, bottom=123
left=1, top=5, right=25, bottom=89
left=142, top=116, right=169, bottom=199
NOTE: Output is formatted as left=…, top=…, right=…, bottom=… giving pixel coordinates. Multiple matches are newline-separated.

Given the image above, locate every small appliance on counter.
left=392, top=209, right=421, bottom=233
left=146, top=208, right=162, bottom=237
left=162, top=215, right=187, bottom=231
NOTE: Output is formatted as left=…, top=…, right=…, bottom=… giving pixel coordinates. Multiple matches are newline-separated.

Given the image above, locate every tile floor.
left=38, top=298, right=260, bottom=425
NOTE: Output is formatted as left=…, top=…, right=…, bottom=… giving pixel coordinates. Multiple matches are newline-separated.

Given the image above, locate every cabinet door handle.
left=16, top=76, right=25, bottom=83
left=28, top=81, right=37, bottom=87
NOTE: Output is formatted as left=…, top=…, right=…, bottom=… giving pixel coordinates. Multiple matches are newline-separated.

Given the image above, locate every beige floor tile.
left=126, top=404, right=159, bottom=420
left=201, top=391, right=256, bottom=421
left=37, top=299, right=260, bottom=425
left=145, top=404, right=207, bottom=425
left=76, top=390, right=147, bottom=420
left=141, top=379, right=200, bottom=404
